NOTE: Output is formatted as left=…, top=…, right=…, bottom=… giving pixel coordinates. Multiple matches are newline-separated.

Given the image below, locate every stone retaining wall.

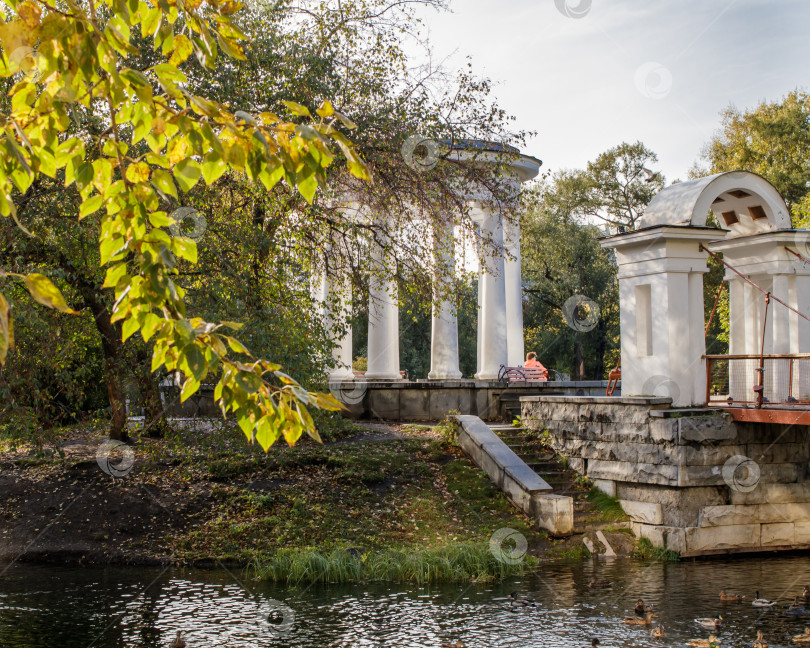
left=343, top=380, right=611, bottom=421
left=521, top=396, right=810, bottom=556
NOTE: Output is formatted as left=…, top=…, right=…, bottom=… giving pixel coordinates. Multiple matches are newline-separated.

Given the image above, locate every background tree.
left=519, top=141, right=665, bottom=380
left=544, top=141, right=664, bottom=233
left=0, top=0, right=375, bottom=447
left=698, top=90, right=810, bottom=223
left=0, top=0, right=528, bottom=442
left=522, top=183, right=619, bottom=380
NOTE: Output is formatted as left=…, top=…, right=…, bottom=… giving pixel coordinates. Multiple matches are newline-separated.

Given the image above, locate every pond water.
left=1, top=555, right=809, bottom=647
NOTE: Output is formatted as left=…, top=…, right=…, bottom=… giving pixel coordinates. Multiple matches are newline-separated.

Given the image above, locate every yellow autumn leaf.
left=151, top=115, right=166, bottom=135
left=16, top=1, right=41, bottom=29
left=125, top=162, right=151, bottom=183
left=169, top=34, right=193, bottom=66
left=168, top=136, right=189, bottom=165
left=22, top=273, right=79, bottom=314
left=0, top=20, right=36, bottom=59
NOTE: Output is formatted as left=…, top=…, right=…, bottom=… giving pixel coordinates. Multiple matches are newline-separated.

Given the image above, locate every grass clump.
left=585, top=488, right=627, bottom=522
left=633, top=537, right=679, bottom=562
left=251, top=543, right=532, bottom=585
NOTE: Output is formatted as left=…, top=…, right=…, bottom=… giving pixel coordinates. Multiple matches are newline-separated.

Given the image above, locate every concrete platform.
left=333, top=379, right=612, bottom=421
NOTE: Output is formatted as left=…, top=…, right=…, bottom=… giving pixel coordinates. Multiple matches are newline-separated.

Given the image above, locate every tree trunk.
left=104, top=357, right=128, bottom=442
left=134, top=347, right=170, bottom=438
left=75, top=282, right=129, bottom=442
left=574, top=338, right=585, bottom=381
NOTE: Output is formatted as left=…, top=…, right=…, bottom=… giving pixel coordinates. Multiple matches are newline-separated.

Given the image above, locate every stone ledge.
left=650, top=408, right=717, bottom=418
left=520, top=395, right=670, bottom=406
left=454, top=415, right=576, bottom=536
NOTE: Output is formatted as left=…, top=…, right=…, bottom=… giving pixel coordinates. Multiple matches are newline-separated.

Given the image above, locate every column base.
left=364, top=372, right=403, bottom=381
left=428, top=371, right=463, bottom=380
left=475, top=370, right=500, bottom=380
left=328, top=368, right=356, bottom=380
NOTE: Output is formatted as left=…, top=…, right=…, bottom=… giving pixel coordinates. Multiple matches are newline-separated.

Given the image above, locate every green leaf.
left=122, top=316, right=140, bottom=342
left=139, top=312, right=163, bottom=341
left=141, top=7, right=161, bottom=38
left=169, top=33, right=193, bottom=65
left=182, top=343, right=206, bottom=380
left=173, top=158, right=201, bottom=192
left=151, top=169, right=178, bottom=199
left=282, top=100, right=311, bottom=118
left=152, top=62, right=187, bottom=84
left=22, top=274, right=79, bottom=314
left=255, top=416, right=280, bottom=452
left=234, top=370, right=261, bottom=394
left=258, top=162, right=284, bottom=191
left=171, top=236, right=198, bottom=263
left=103, top=262, right=128, bottom=288
left=201, top=153, right=227, bottom=185
left=180, top=376, right=200, bottom=402
left=125, top=161, right=151, bottom=183
left=297, top=168, right=318, bottom=203
left=220, top=321, right=244, bottom=330
left=79, top=194, right=104, bottom=219
left=225, top=336, right=250, bottom=354
left=75, top=162, right=93, bottom=191
left=316, top=100, right=334, bottom=118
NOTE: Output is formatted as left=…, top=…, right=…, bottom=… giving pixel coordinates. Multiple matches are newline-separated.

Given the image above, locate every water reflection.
left=0, top=555, right=809, bottom=647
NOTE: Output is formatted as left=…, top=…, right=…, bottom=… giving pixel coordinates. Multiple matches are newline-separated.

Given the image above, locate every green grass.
left=603, top=525, right=633, bottom=534
left=633, top=537, right=680, bottom=562
left=586, top=488, right=628, bottom=522
left=250, top=543, right=533, bottom=584
left=546, top=543, right=591, bottom=561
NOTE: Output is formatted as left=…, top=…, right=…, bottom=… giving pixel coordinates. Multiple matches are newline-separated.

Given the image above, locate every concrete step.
left=525, top=461, right=562, bottom=471
left=531, top=470, right=571, bottom=479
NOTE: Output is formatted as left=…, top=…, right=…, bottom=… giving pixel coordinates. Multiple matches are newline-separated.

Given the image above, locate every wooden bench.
left=498, top=365, right=549, bottom=383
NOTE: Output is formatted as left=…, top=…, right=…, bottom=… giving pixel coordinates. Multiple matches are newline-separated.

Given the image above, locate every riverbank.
left=0, top=418, right=638, bottom=582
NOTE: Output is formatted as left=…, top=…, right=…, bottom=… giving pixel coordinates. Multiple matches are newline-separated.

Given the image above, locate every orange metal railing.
left=705, top=354, right=810, bottom=407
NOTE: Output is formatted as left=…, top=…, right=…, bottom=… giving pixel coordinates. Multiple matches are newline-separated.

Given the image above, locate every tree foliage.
left=699, top=90, right=810, bottom=222
left=544, top=141, right=664, bottom=233
left=0, top=0, right=374, bottom=448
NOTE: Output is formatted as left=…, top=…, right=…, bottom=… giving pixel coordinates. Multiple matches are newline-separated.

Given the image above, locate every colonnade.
left=314, top=146, right=541, bottom=382
left=316, top=205, right=527, bottom=382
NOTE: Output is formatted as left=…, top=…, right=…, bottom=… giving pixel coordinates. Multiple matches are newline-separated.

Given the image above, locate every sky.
left=409, top=0, right=810, bottom=183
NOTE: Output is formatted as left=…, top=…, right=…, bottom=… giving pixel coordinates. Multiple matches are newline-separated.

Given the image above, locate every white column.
left=771, top=274, right=790, bottom=401
left=503, top=213, right=524, bottom=366
left=366, top=232, right=401, bottom=380
left=666, top=272, right=691, bottom=407
left=688, top=271, right=707, bottom=405
left=317, top=273, right=354, bottom=379
left=728, top=277, right=746, bottom=401
left=742, top=281, right=761, bottom=400
left=793, top=275, right=810, bottom=398
left=429, top=221, right=462, bottom=380
left=475, top=207, right=508, bottom=379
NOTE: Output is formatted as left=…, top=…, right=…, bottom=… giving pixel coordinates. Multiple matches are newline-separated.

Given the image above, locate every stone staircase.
left=488, top=423, right=630, bottom=535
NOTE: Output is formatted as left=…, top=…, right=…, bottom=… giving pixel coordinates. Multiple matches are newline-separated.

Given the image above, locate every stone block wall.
left=340, top=380, right=611, bottom=422
left=521, top=395, right=810, bottom=556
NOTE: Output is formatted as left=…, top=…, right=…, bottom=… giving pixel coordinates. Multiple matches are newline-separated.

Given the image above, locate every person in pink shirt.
left=524, top=352, right=548, bottom=380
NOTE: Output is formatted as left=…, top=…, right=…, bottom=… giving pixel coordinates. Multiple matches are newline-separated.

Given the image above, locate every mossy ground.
left=0, top=417, right=551, bottom=581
